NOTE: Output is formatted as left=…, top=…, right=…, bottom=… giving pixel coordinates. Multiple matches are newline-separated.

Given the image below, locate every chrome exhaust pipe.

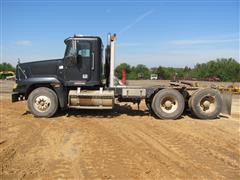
left=109, top=34, right=116, bottom=88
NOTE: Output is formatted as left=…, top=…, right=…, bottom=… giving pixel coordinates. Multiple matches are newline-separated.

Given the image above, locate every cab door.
left=76, top=41, right=92, bottom=81
left=64, top=40, right=94, bottom=85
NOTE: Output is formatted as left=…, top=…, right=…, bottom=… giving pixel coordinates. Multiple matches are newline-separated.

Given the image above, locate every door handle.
left=91, top=52, right=95, bottom=70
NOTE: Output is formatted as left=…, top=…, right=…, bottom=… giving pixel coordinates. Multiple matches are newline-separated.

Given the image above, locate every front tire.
left=151, top=89, right=185, bottom=119
left=27, top=87, right=58, bottom=117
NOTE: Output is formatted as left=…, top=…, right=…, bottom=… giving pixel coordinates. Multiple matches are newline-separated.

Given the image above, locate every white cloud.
left=16, top=40, right=32, bottom=46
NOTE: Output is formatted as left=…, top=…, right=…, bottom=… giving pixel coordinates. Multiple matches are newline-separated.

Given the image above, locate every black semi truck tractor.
left=12, top=34, right=231, bottom=119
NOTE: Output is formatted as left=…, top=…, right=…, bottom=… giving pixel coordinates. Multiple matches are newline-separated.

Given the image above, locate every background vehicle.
left=150, top=74, right=158, bottom=80
left=12, top=34, right=231, bottom=119
left=0, top=71, right=15, bottom=80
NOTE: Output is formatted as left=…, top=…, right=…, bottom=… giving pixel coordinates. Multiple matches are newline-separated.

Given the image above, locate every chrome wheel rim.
left=160, top=96, right=178, bottom=113
left=34, top=95, right=51, bottom=112
left=200, top=96, right=216, bottom=113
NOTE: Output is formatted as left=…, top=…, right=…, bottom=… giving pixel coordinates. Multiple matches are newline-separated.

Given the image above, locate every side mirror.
left=65, top=55, right=76, bottom=66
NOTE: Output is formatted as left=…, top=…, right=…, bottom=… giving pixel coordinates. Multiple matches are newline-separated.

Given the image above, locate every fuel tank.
left=68, top=89, right=114, bottom=109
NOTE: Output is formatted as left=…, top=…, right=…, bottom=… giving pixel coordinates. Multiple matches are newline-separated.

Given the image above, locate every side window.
left=77, top=42, right=91, bottom=58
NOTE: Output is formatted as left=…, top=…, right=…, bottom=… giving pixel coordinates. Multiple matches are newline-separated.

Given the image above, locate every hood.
left=16, top=59, right=62, bottom=81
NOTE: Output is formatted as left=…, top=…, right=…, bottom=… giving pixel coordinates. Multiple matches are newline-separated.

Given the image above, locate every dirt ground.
left=0, top=80, right=240, bottom=179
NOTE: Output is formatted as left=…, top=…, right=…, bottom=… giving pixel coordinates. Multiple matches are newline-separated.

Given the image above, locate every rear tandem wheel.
left=188, top=88, right=222, bottom=119
left=151, top=89, right=185, bottom=120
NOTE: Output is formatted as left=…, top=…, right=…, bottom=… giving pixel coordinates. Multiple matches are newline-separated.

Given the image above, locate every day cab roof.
left=64, top=34, right=102, bottom=44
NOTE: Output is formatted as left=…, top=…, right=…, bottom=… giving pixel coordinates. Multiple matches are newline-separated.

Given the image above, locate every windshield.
left=64, top=41, right=75, bottom=57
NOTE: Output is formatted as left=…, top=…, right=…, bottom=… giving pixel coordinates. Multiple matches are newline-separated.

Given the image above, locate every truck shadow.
left=56, top=104, right=150, bottom=118
left=22, top=105, right=188, bottom=120
left=22, top=108, right=222, bottom=120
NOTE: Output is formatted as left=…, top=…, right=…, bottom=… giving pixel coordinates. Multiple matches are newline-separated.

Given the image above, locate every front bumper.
left=12, top=92, right=24, bottom=102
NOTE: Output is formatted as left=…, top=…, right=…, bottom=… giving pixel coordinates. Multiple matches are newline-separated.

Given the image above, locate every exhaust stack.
left=109, top=34, right=116, bottom=88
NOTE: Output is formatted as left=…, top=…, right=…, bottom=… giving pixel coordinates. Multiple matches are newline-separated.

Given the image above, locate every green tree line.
left=115, top=58, right=240, bottom=82
left=0, top=62, right=16, bottom=72
left=1, top=58, right=239, bottom=82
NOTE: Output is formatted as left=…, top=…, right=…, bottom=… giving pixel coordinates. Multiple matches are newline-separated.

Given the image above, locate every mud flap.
left=221, top=92, right=232, bottom=115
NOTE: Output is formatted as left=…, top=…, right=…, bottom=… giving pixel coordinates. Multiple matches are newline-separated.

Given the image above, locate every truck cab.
left=63, top=35, right=103, bottom=87
left=12, top=34, right=116, bottom=117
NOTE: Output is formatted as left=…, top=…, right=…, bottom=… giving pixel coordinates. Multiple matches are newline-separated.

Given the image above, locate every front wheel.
left=27, top=87, right=58, bottom=117
left=151, top=89, right=185, bottom=119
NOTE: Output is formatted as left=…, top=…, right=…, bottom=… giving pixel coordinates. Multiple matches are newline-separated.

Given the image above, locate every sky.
left=0, top=0, right=239, bottom=68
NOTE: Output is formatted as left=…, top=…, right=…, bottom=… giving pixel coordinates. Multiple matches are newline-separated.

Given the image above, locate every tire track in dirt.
left=1, top=98, right=240, bottom=179
left=95, top=118, right=240, bottom=179
left=95, top=119, right=211, bottom=179
left=89, top=118, right=199, bottom=179
left=0, top=101, right=72, bottom=179
left=70, top=118, right=144, bottom=179
left=0, top=115, right=46, bottom=179
left=66, top=117, right=176, bottom=179
left=175, top=119, right=240, bottom=161
left=24, top=120, right=85, bottom=179
left=129, top=119, right=240, bottom=179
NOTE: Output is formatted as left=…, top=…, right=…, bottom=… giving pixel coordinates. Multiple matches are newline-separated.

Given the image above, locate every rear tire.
left=27, top=87, right=58, bottom=117
left=190, top=88, right=222, bottom=119
left=188, top=89, right=200, bottom=115
left=151, top=89, right=185, bottom=119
